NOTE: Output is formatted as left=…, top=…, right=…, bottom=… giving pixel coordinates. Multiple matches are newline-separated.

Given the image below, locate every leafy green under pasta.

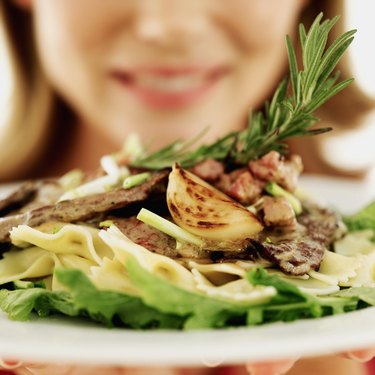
left=344, top=201, right=375, bottom=235
left=0, top=268, right=182, bottom=329
left=1, top=261, right=374, bottom=330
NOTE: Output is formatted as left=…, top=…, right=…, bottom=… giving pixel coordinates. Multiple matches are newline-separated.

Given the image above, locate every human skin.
left=20, top=0, right=309, bottom=171
left=0, top=351, right=373, bottom=375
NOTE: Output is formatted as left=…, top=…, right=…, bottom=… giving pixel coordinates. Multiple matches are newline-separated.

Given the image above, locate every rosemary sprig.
left=132, top=13, right=355, bottom=169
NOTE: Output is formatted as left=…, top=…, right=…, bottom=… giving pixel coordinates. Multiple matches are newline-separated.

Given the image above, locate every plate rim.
left=1, top=306, right=375, bottom=366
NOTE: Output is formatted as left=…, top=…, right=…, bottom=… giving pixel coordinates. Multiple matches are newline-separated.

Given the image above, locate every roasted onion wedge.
left=167, top=164, right=263, bottom=251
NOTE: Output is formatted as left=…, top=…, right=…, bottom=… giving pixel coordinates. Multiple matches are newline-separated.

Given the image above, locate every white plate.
left=0, top=175, right=374, bottom=366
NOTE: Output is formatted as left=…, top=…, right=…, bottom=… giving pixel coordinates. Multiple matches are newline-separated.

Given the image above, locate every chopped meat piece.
left=278, top=155, right=303, bottom=192
left=249, top=151, right=280, bottom=180
left=249, top=151, right=303, bottom=192
left=227, top=171, right=262, bottom=206
left=0, top=170, right=169, bottom=243
left=214, top=168, right=248, bottom=195
left=228, top=168, right=249, bottom=181
left=262, top=196, right=296, bottom=227
left=189, top=159, right=225, bottom=182
left=215, top=173, right=232, bottom=193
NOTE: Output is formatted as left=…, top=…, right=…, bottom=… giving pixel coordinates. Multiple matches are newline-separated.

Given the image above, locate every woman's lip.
left=110, top=66, right=229, bottom=109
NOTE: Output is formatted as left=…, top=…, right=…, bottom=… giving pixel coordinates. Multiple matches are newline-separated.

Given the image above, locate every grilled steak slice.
left=110, top=216, right=177, bottom=257
left=298, top=202, right=345, bottom=245
left=111, top=215, right=211, bottom=259
left=249, top=237, right=325, bottom=275
left=248, top=203, right=344, bottom=275
left=0, top=180, right=65, bottom=217
left=0, top=181, right=39, bottom=216
left=0, top=170, right=169, bottom=243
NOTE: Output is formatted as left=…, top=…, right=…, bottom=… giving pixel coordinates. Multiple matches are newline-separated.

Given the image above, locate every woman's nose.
left=132, top=0, right=210, bottom=48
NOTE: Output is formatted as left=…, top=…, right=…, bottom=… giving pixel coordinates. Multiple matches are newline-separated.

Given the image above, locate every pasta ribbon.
left=90, top=257, right=139, bottom=295
left=99, top=226, right=196, bottom=290
left=10, top=224, right=113, bottom=265
left=191, top=268, right=276, bottom=304
left=308, top=250, right=361, bottom=286
left=339, top=253, right=375, bottom=287
left=0, top=247, right=56, bottom=285
left=334, top=230, right=375, bottom=256
left=188, top=261, right=246, bottom=286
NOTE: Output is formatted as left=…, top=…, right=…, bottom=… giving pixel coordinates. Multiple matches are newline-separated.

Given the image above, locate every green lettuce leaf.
left=344, top=201, right=375, bottom=233
left=334, top=287, right=375, bottom=306
left=0, top=269, right=182, bottom=329
left=126, top=257, right=249, bottom=329
left=126, top=259, right=359, bottom=328
left=0, top=288, right=56, bottom=320
left=246, top=268, right=358, bottom=325
left=0, top=263, right=367, bottom=330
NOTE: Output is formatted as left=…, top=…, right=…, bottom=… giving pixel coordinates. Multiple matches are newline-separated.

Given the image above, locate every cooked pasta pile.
left=1, top=222, right=374, bottom=302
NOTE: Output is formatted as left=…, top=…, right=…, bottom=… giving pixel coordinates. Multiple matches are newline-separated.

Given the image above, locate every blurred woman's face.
left=30, top=0, right=307, bottom=148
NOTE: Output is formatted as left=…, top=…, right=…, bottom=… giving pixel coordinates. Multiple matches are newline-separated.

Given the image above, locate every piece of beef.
left=247, top=203, right=344, bottom=275
left=189, top=159, right=225, bottom=182
left=110, top=216, right=177, bottom=257
left=249, top=237, right=325, bottom=275
left=0, top=181, right=38, bottom=216
left=227, top=171, right=263, bottom=206
left=110, top=215, right=210, bottom=259
left=0, top=180, right=65, bottom=217
left=0, top=170, right=169, bottom=243
left=214, top=168, right=246, bottom=193
left=262, top=196, right=297, bottom=228
left=215, top=167, right=264, bottom=204
left=298, top=202, right=345, bottom=245
left=249, top=151, right=303, bottom=192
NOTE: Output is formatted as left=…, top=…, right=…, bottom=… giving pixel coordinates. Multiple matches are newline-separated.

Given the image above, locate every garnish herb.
left=132, top=13, right=355, bottom=169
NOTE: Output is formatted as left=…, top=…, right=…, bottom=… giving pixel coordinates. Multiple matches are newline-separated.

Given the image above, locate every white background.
left=346, top=0, right=375, bottom=97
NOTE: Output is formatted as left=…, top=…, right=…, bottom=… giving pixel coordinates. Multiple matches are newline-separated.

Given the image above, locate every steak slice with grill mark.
left=249, top=236, right=325, bottom=275
left=110, top=216, right=177, bottom=258
left=247, top=203, right=344, bottom=275
left=0, top=181, right=39, bottom=217
left=0, top=180, right=66, bottom=217
left=0, top=170, right=169, bottom=243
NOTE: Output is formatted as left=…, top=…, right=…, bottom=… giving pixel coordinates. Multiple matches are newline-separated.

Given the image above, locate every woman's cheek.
left=221, top=0, right=305, bottom=51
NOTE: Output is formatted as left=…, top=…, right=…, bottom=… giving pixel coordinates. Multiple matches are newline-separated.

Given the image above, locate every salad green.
left=344, top=201, right=375, bottom=235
